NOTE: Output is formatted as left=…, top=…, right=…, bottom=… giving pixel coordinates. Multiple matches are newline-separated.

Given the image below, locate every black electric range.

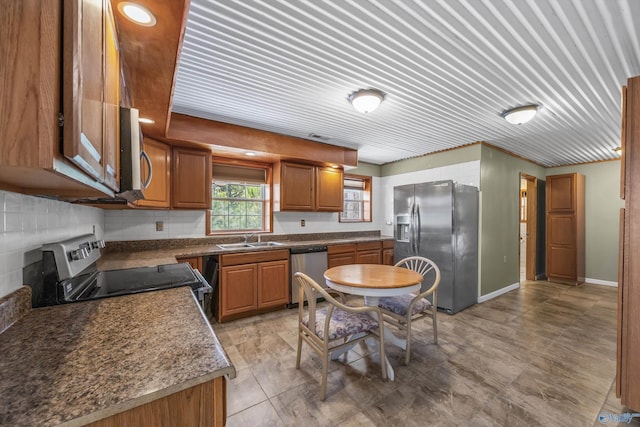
left=32, top=234, right=211, bottom=308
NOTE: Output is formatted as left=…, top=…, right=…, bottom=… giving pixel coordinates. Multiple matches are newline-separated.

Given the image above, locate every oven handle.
left=192, top=268, right=213, bottom=308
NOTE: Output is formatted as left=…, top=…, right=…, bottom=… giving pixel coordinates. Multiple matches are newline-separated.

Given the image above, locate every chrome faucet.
left=243, top=232, right=257, bottom=243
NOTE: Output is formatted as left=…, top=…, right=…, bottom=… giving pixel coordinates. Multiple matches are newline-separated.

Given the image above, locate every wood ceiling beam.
left=168, top=113, right=358, bottom=167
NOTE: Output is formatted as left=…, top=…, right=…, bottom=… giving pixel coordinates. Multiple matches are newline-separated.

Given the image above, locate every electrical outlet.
left=503, top=255, right=507, bottom=263
left=156, top=221, right=164, bottom=231
left=301, top=219, right=305, bottom=227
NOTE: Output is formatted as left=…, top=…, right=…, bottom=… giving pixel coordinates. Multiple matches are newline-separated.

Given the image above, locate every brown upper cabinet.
left=135, top=138, right=171, bottom=208
left=172, top=147, right=212, bottom=209
left=545, top=173, right=585, bottom=285
left=0, top=0, right=119, bottom=197
left=274, top=161, right=344, bottom=212
left=63, top=0, right=120, bottom=191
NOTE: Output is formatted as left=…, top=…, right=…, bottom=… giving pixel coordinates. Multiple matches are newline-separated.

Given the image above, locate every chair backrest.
left=394, top=256, right=441, bottom=295
left=294, top=272, right=344, bottom=339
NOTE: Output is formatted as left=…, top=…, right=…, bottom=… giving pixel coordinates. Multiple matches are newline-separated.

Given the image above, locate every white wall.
left=0, top=190, right=104, bottom=298
left=104, top=177, right=386, bottom=240
left=104, top=210, right=207, bottom=241
left=379, top=160, right=481, bottom=236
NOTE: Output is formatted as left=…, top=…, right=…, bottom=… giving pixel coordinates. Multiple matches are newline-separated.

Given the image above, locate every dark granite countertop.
left=0, top=287, right=236, bottom=427
left=99, top=234, right=394, bottom=270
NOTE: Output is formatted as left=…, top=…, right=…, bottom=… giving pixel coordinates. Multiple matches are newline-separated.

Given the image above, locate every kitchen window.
left=339, top=174, right=372, bottom=222
left=208, top=161, right=272, bottom=234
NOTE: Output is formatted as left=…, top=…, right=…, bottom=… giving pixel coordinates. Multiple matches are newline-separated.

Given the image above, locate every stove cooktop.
left=60, top=263, right=204, bottom=303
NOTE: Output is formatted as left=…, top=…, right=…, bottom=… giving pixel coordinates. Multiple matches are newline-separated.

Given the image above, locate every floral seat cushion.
left=303, top=308, right=379, bottom=340
left=378, top=294, right=431, bottom=317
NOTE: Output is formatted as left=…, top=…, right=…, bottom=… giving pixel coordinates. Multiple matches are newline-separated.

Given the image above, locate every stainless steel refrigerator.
left=394, top=180, right=478, bottom=314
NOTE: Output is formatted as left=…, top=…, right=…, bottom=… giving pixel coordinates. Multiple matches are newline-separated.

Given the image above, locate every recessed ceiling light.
left=245, top=152, right=256, bottom=157
left=118, top=2, right=157, bottom=27
left=138, top=117, right=155, bottom=124
left=501, top=104, right=540, bottom=125
left=348, top=89, right=385, bottom=114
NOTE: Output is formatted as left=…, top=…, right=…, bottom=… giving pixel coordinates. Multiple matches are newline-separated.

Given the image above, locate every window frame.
left=207, top=158, right=273, bottom=235
left=339, top=174, right=372, bottom=223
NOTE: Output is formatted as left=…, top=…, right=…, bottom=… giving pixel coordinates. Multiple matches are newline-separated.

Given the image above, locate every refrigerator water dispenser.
left=396, top=214, right=410, bottom=242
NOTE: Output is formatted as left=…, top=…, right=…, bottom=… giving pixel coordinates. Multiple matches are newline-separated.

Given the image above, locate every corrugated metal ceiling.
left=172, top=0, right=640, bottom=166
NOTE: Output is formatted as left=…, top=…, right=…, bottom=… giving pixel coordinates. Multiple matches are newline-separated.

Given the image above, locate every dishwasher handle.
left=290, top=246, right=328, bottom=254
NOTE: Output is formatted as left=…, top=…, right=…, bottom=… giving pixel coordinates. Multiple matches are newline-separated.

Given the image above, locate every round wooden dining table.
left=324, top=264, right=423, bottom=380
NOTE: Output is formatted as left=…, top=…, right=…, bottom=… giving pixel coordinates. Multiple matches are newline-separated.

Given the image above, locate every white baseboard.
left=585, top=278, right=618, bottom=287
left=478, top=282, right=520, bottom=303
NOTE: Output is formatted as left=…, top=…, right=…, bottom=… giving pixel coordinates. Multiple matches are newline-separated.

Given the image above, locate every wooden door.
left=102, top=0, right=119, bottom=191
left=257, top=260, right=289, bottom=308
left=219, top=264, right=258, bottom=319
left=315, top=166, right=343, bottom=211
left=524, top=176, right=537, bottom=281
left=546, top=173, right=584, bottom=285
left=547, top=174, right=575, bottom=212
left=280, top=162, right=314, bottom=210
left=172, top=147, right=211, bottom=209
left=619, top=75, right=640, bottom=409
left=382, top=241, right=395, bottom=265
left=63, top=0, right=106, bottom=182
left=356, top=250, right=381, bottom=264
left=136, top=138, right=170, bottom=208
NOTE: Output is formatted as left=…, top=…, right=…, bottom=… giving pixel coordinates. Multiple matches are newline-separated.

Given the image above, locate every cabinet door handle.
left=141, top=150, right=153, bottom=189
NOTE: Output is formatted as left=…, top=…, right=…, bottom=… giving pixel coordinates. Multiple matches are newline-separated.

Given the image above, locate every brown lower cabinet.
left=85, top=376, right=226, bottom=427
left=176, top=256, right=202, bottom=272
left=382, top=240, right=394, bottom=265
left=218, top=250, right=289, bottom=322
left=327, top=241, right=393, bottom=268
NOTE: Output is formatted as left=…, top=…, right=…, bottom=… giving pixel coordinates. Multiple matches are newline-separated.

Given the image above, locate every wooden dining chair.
left=293, top=272, right=387, bottom=400
left=377, top=256, right=441, bottom=364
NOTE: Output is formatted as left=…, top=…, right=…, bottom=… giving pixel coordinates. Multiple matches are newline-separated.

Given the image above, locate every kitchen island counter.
left=0, top=287, right=235, bottom=426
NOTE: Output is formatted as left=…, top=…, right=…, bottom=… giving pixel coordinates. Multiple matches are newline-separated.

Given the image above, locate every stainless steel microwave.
left=118, top=107, right=152, bottom=201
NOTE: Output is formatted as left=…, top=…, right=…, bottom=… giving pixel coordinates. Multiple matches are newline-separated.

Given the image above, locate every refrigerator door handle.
left=415, top=203, right=421, bottom=253
left=409, top=202, right=416, bottom=254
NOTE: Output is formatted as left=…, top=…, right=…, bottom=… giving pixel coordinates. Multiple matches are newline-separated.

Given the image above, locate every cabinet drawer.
left=382, top=240, right=394, bottom=249
left=356, top=241, right=381, bottom=251
left=328, top=244, right=356, bottom=254
left=221, top=249, right=289, bottom=266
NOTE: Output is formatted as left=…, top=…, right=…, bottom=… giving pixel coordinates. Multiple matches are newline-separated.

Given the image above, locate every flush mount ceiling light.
left=348, top=89, right=385, bottom=114
left=501, top=104, right=540, bottom=125
left=118, top=2, right=157, bottom=26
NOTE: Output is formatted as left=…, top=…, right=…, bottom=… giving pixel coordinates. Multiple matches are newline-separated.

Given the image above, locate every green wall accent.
left=382, top=145, right=621, bottom=296
left=478, top=145, right=546, bottom=295
left=546, top=161, right=623, bottom=282
left=381, top=144, right=482, bottom=177
left=348, top=162, right=382, bottom=177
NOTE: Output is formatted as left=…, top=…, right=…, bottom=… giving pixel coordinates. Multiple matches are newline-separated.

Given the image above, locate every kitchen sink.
left=247, top=241, right=285, bottom=247
left=217, top=243, right=254, bottom=249
left=217, top=241, right=285, bottom=250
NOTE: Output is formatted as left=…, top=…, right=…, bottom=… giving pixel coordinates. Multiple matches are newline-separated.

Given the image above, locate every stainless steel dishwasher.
left=290, top=245, right=328, bottom=305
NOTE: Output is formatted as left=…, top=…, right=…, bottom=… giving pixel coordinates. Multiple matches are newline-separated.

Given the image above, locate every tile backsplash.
left=0, top=191, right=104, bottom=298
left=104, top=210, right=207, bottom=241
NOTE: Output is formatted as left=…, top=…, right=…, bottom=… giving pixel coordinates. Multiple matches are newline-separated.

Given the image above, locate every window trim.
left=207, top=158, right=273, bottom=235
left=339, top=174, right=372, bottom=223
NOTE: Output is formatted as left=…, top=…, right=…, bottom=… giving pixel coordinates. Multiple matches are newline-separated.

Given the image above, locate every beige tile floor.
left=212, top=281, right=638, bottom=426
